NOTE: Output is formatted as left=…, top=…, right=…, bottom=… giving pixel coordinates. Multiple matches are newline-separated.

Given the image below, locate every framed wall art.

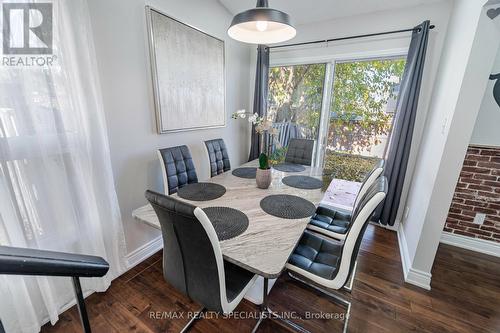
left=146, top=6, right=226, bottom=133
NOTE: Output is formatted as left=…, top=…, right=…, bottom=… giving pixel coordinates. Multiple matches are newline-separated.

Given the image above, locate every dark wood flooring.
left=41, top=225, right=500, bottom=333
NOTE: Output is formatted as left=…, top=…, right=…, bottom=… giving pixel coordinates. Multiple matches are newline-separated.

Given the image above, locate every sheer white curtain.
left=0, top=1, right=127, bottom=332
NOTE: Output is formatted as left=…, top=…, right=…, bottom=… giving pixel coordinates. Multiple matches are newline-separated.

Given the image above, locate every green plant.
left=323, top=152, right=380, bottom=183
left=259, top=153, right=269, bottom=170
left=268, top=64, right=325, bottom=137
left=329, top=59, right=405, bottom=153
left=268, top=146, right=287, bottom=165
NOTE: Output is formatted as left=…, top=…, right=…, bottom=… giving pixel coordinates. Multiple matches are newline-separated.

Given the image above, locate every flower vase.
left=256, top=168, right=272, bottom=189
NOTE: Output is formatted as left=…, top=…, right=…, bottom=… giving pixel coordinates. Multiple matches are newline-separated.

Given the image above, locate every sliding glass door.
left=267, top=63, right=327, bottom=164
left=324, top=58, right=406, bottom=184
left=268, top=57, right=406, bottom=183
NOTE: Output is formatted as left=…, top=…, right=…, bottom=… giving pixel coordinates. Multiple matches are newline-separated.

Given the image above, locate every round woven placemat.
left=282, top=175, right=323, bottom=190
left=203, top=207, right=249, bottom=241
left=260, top=194, right=316, bottom=219
left=273, top=163, right=306, bottom=172
left=177, top=182, right=226, bottom=201
left=232, top=167, right=257, bottom=179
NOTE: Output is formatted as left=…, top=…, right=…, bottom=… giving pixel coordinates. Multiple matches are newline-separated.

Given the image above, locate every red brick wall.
left=444, top=145, right=500, bottom=243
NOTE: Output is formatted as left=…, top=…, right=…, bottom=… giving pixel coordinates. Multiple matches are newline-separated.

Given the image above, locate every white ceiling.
left=218, top=0, right=444, bottom=25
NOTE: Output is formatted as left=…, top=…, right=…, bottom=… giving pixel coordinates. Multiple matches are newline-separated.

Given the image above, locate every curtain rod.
left=267, top=24, right=435, bottom=50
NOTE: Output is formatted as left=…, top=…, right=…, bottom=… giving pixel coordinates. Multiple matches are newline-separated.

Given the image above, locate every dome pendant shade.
left=228, top=0, right=296, bottom=44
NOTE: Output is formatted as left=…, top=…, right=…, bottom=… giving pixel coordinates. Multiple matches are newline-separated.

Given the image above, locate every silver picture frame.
left=146, top=6, right=226, bottom=134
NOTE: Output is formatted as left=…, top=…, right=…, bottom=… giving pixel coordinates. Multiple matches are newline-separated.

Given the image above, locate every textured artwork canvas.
left=148, top=8, right=225, bottom=133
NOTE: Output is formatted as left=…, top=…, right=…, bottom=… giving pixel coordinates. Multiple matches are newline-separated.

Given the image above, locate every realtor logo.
left=2, top=3, right=53, bottom=55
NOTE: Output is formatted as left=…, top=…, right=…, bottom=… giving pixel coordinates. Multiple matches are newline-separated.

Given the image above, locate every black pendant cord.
left=256, top=0, right=268, bottom=7
left=267, top=24, right=435, bottom=50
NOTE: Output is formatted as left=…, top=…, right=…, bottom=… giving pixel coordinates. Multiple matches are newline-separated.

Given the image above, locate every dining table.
left=132, top=159, right=326, bottom=332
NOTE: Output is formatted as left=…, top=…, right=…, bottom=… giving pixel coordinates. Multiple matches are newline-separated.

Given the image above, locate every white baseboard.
left=440, top=231, right=500, bottom=257
left=126, top=235, right=163, bottom=269
left=405, top=267, right=432, bottom=290
left=397, top=224, right=432, bottom=290
left=397, top=223, right=411, bottom=278
left=374, top=220, right=399, bottom=232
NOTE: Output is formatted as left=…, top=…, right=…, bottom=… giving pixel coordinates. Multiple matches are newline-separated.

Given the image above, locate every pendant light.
left=228, top=0, right=296, bottom=44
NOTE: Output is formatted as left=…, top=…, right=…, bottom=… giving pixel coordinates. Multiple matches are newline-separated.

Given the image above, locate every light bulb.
left=256, top=21, right=268, bottom=32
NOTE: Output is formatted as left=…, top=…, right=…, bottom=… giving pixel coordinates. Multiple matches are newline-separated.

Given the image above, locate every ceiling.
left=218, top=0, right=444, bottom=25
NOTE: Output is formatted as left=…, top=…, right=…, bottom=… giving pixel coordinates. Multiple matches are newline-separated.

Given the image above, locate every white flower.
left=248, top=114, right=258, bottom=123
left=232, top=109, right=276, bottom=136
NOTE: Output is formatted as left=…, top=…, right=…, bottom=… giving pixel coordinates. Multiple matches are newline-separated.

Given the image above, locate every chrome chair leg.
left=180, top=307, right=205, bottom=333
left=251, top=313, right=265, bottom=333
left=342, top=260, right=357, bottom=293
left=251, top=278, right=311, bottom=333
left=288, top=272, right=351, bottom=333
left=267, top=305, right=311, bottom=333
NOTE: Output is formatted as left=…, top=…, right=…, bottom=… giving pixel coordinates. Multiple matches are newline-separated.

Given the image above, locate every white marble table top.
left=132, top=160, right=325, bottom=278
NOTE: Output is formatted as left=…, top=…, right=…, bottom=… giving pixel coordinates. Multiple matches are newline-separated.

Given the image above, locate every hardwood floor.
left=41, top=225, right=500, bottom=333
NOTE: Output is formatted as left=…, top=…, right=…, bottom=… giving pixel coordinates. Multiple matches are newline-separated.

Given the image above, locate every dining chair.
left=157, top=145, right=198, bottom=195
left=284, top=138, right=315, bottom=166
left=204, top=138, right=231, bottom=177
left=307, top=159, right=385, bottom=241
left=0, top=246, right=109, bottom=333
left=286, top=176, right=387, bottom=333
left=145, top=190, right=258, bottom=332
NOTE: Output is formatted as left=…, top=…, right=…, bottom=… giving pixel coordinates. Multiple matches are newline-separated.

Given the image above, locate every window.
left=267, top=63, right=326, bottom=162
left=268, top=57, right=406, bottom=182
left=325, top=58, right=406, bottom=182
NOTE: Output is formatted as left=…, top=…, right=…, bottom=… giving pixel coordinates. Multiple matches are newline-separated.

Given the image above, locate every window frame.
left=269, top=49, right=408, bottom=167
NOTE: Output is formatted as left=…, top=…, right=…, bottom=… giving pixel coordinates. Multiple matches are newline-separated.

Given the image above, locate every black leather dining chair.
left=0, top=246, right=109, bottom=333
left=204, top=138, right=231, bottom=177
left=286, top=176, right=387, bottom=333
left=157, top=145, right=198, bottom=195
left=145, top=190, right=258, bottom=332
left=284, top=138, right=315, bottom=166
left=308, top=159, right=385, bottom=241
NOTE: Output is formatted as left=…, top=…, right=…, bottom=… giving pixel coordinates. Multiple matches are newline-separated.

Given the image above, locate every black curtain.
left=377, top=20, right=430, bottom=226
left=248, top=45, right=269, bottom=161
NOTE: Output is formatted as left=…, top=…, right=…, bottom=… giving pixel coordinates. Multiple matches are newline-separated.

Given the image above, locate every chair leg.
left=342, top=260, right=357, bottom=293
left=287, top=272, right=351, bottom=333
left=180, top=307, right=205, bottom=333
left=72, top=277, right=92, bottom=333
left=251, top=278, right=311, bottom=333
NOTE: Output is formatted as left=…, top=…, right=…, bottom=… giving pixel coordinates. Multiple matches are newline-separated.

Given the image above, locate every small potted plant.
left=232, top=109, right=279, bottom=189
left=256, top=152, right=272, bottom=189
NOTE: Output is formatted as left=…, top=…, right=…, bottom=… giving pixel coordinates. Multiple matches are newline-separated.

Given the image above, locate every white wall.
left=399, top=0, right=500, bottom=289
left=266, top=1, right=453, bottom=230
left=270, top=1, right=451, bottom=66
left=470, top=46, right=500, bottom=146
left=87, top=0, right=252, bottom=254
